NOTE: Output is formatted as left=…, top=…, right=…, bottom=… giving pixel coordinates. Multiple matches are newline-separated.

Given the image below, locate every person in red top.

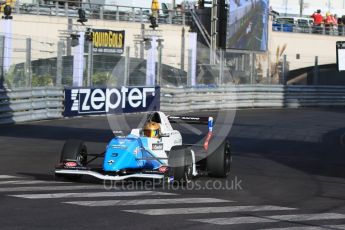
left=311, top=9, right=324, bottom=24
left=311, top=9, right=324, bottom=33
left=324, top=12, right=335, bottom=34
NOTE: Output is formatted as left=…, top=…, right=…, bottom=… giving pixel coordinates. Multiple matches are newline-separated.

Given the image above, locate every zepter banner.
left=64, top=87, right=160, bottom=117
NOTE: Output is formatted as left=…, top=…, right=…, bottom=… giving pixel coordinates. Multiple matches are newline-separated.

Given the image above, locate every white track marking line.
left=0, top=185, right=107, bottom=192
left=192, top=217, right=274, bottom=225
left=0, top=175, right=20, bottom=179
left=0, top=180, right=71, bottom=185
left=263, top=225, right=345, bottom=230
left=191, top=213, right=345, bottom=225
left=64, top=198, right=232, bottom=207
left=124, top=205, right=296, bottom=215
left=266, top=213, right=345, bottom=222
left=10, top=191, right=177, bottom=199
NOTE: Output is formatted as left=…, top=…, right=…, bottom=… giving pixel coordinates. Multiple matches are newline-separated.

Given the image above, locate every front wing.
left=55, top=163, right=167, bottom=181
left=55, top=168, right=165, bottom=180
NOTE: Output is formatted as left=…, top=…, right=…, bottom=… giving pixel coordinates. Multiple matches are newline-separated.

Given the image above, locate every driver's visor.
left=144, top=129, right=159, bottom=138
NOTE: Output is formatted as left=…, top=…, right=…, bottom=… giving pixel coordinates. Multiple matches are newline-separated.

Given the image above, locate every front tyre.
left=207, top=140, right=232, bottom=178
left=168, top=146, right=193, bottom=184
left=55, top=139, right=88, bottom=181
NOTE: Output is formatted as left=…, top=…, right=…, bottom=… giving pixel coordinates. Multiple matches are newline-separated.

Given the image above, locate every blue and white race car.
left=55, top=111, right=232, bottom=182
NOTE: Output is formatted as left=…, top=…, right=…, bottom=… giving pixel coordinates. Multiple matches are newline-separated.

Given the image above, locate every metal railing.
left=160, top=85, right=345, bottom=112
left=10, top=1, right=191, bottom=25
left=272, top=23, right=345, bottom=36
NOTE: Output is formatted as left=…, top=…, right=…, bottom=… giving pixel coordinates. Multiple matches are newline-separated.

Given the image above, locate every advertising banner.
left=72, top=31, right=84, bottom=87
left=64, top=86, right=160, bottom=117
left=336, top=41, right=345, bottom=72
left=91, top=29, right=125, bottom=54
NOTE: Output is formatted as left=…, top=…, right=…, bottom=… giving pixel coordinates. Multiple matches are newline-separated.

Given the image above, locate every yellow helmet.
left=143, top=121, right=160, bottom=138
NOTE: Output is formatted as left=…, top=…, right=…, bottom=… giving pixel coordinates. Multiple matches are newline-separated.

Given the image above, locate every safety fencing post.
left=0, top=36, right=4, bottom=88
left=87, top=39, right=94, bottom=87
left=124, top=46, right=130, bottom=86
left=313, top=56, right=319, bottom=85
left=56, top=41, right=63, bottom=87
left=219, top=49, right=224, bottom=85
left=25, top=38, right=32, bottom=88
left=187, top=49, right=192, bottom=86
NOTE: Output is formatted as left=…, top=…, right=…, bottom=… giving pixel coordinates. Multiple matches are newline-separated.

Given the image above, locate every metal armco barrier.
left=0, top=87, right=64, bottom=124
left=160, top=85, right=345, bottom=112
left=1, top=85, right=345, bottom=124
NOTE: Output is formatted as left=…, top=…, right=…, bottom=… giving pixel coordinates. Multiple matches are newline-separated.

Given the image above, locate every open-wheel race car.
left=54, top=111, right=232, bottom=183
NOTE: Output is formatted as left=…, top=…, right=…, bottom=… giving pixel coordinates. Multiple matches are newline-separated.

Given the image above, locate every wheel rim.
left=184, top=154, right=193, bottom=183
left=76, top=147, right=87, bottom=165
left=184, top=164, right=193, bottom=183
left=224, top=143, right=231, bottom=175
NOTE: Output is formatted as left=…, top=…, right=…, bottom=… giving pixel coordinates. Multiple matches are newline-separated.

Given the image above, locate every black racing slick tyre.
left=60, top=139, right=88, bottom=165
left=168, top=146, right=193, bottom=184
left=56, top=139, right=88, bottom=180
left=207, top=140, right=232, bottom=178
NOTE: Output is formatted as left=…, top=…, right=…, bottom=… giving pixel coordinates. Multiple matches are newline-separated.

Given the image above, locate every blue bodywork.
left=103, top=135, right=163, bottom=172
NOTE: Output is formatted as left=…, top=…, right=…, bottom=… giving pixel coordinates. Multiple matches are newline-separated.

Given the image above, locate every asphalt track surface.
left=0, top=108, right=345, bottom=230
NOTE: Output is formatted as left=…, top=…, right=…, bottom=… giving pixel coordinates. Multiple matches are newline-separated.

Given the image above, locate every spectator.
left=339, top=15, right=345, bottom=36
left=324, top=12, right=333, bottom=35
left=311, top=9, right=323, bottom=33
left=332, top=14, right=338, bottom=35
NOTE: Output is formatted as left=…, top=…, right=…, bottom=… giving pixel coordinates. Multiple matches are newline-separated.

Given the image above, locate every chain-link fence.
left=1, top=32, right=338, bottom=89
left=0, top=33, right=59, bottom=88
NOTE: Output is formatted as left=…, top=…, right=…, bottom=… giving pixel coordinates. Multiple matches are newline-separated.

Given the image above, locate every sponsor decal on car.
left=152, top=143, right=163, bottom=150
left=111, top=145, right=127, bottom=149
left=64, top=162, right=77, bottom=167
left=133, top=147, right=140, bottom=155
left=158, top=166, right=168, bottom=173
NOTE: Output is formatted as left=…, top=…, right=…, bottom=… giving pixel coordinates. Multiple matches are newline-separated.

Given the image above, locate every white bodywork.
left=131, top=111, right=197, bottom=175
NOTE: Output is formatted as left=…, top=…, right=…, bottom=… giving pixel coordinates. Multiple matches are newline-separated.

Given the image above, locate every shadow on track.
left=231, top=127, right=345, bottom=178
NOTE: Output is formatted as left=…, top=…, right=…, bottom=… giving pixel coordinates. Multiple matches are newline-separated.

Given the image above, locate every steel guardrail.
left=0, top=87, right=64, bottom=124
left=160, top=85, right=345, bottom=112
left=1, top=85, right=345, bottom=124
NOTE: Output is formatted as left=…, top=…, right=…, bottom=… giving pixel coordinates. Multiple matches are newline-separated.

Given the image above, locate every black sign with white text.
left=64, top=87, right=160, bottom=117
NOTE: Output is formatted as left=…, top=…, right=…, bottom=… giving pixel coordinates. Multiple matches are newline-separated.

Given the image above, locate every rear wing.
left=167, top=115, right=213, bottom=132
left=168, top=115, right=214, bottom=151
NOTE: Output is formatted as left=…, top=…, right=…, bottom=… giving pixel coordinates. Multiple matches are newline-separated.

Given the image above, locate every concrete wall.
left=268, top=16, right=339, bottom=71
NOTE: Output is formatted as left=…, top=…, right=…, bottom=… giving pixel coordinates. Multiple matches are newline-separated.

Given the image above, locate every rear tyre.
left=207, top=140, right=232, bottom=178
left=55, top=139, right=88, bottom=181
left=168, top=146, right=193, bottom=184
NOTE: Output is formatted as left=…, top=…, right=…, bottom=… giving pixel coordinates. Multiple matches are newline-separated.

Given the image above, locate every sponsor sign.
left=92, top=29, right=125, bottom=54
left=337, top=41, right=345, bottom=71
left=64, top=86, right=160, bottom=117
